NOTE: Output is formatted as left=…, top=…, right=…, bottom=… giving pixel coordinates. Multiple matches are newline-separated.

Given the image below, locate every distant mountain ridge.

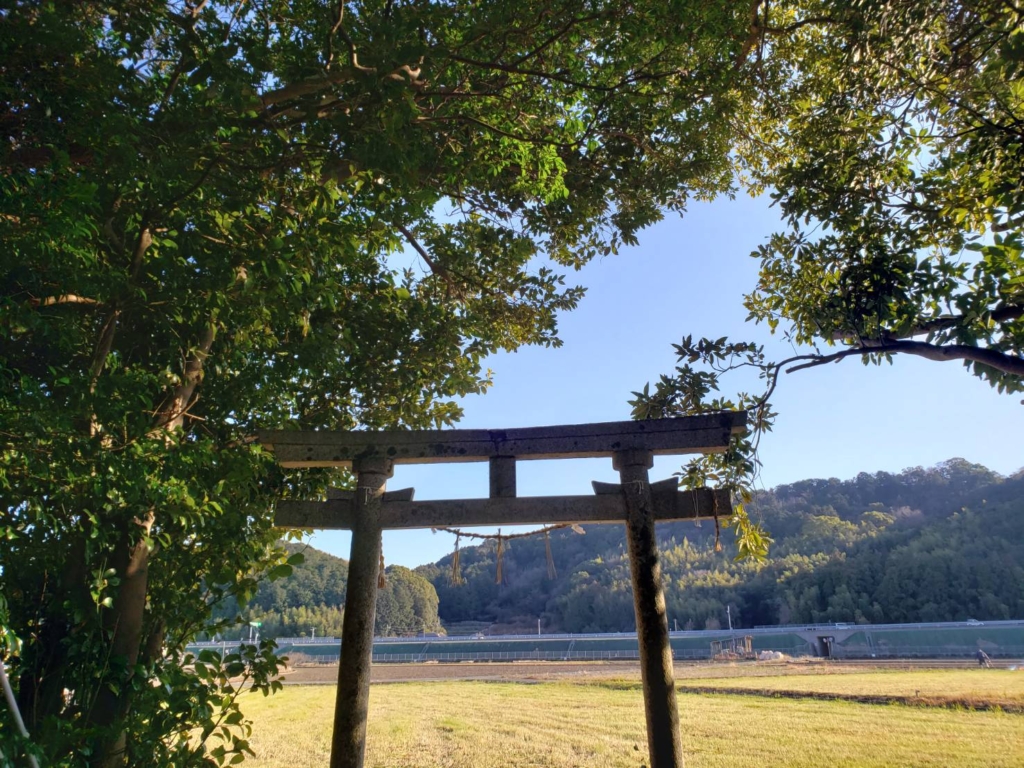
left=413, top=458, right=1024, bottom=633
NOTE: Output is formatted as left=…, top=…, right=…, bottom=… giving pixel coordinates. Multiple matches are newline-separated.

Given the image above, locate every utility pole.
left=673, top=619, right=678, bottom=632
left=312, top=626, right=315, bottom=641
left=726, top=605, right=733, bottom=632
left=537, top=618, right=541, bottom=636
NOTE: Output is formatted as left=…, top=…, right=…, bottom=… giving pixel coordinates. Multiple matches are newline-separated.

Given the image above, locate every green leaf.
left=267, top=564, right=293, bottom=581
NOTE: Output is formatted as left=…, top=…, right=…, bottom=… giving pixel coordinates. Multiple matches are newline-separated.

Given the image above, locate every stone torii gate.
left=260, top=412, right=746, bottom=768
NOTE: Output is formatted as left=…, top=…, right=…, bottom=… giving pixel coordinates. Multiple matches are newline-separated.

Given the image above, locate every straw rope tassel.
left=450, top=534, right=464, bottom=586
left=495, top=530, right=504, bottom=585
left=378, top=550, right=387, bottom=589
left=713, top=492, right=722, bottom=552
left=545, top=531, right=557, bottom=580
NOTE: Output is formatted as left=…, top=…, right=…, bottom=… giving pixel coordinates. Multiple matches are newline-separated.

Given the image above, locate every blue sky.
left=308, top=193, right=1024, bottom=568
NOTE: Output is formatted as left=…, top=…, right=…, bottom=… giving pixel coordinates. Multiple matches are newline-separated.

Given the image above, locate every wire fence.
left=188, top=623, right=1024, bottom=667
left=202, top=619, right=1024, bottom=648
left=833, top=645, right=1024, bottom=659
left=291, top=649, right=742, bottom=664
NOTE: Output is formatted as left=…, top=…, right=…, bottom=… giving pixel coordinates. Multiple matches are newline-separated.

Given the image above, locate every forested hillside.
left=214, top=544, right=442, bottom=639
left=415, top=460, right=1024, bottom=633
left=226, top=459, right=1023, bottom=638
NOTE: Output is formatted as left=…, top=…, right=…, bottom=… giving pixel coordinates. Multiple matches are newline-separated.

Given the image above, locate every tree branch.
left=992, top=213, right=1024, bottom=232
left=784, top=339, right=1024, bottom=378
left=734, top=0, right=764, bottom=70
left=734, top=3, right=840, bottom=70
left=259, top=61, right=422, bottom=115
left=152, top=321, right=218, bottom=433
left=156, top=0, right=210, bottom=114
left=909, top=304, right=1024, bottom=337
left=128, top=223, right=153, bottom=284
left=508, top=13, right=609, bottom=67
left=759, top=16, right=838, bottom=34
left=29, top=294, right=101, bottom=308
left=86, top=311, right=119, bottom=401
left=446, top=53, right=677, bottom=94
left=325, top=0, right=346, bottom=70
left=830, top=305, right=1024, bottom=341
left=259, top=69, right=362, bottom=109
left=395, top=224, right=459, bottom=295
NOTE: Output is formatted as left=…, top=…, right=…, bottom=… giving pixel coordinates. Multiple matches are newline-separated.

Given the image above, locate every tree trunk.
left=142, top=619, right=167, bottom=667
left=88, top=514, right=154, bottom=768
left=85, top=310, right=214, bottom=766
left=17, top=537, right=91, bottom=734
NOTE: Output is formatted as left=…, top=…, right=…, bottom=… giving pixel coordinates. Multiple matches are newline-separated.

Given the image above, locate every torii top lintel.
left=259, top=412, right=747, bottom=469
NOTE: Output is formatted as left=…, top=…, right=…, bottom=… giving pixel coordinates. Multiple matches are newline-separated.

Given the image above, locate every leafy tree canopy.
left=746, top=0, right=1024, bottom=388
left=0, top=1, right=768, bottom=764
left=632, top=0, right=1023, bottom=535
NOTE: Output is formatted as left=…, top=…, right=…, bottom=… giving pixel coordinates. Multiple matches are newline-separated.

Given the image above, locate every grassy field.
left=239, top=671, right=1024, bottom=767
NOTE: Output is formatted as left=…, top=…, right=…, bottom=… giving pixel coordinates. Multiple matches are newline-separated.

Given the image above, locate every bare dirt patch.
left=281, top=660, right=648, bottom=685
left=279, top=660, right=1024, bottom=712
left=672, top=685, right=1024, bottom=713
left=279, top=658, right=958, bottom=686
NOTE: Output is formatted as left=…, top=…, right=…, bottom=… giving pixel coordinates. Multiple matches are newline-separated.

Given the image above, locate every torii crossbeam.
left=260, top=412, right=747, bottom=768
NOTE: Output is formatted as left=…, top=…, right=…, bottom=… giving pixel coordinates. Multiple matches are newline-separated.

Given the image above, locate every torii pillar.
left=615, top=449, right=683, bottom=766
left=331, top=458, right=392, bottom=768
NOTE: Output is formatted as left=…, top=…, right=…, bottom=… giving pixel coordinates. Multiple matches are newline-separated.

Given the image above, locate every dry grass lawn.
left=240, top=678, right=1024, bottom=768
